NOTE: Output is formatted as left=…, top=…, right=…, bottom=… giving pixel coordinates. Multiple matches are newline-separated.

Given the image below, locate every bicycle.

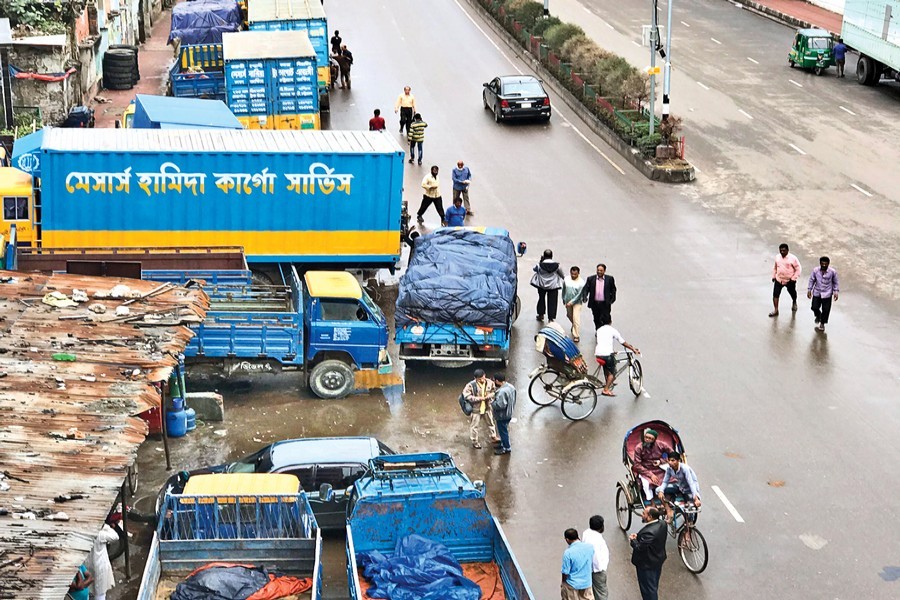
left=665, top=502, right=708, bottom=573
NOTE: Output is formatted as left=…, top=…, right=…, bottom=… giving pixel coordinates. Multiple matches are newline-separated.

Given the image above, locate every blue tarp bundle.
left=357, top=535, right=482, bottom=600
left=168, top=0, right=242, bottom=45
left=396, top=229, right=517, bottom=328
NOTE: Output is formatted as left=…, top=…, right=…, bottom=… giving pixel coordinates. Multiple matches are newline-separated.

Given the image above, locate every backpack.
left=458, top=384, right=473, bottom=416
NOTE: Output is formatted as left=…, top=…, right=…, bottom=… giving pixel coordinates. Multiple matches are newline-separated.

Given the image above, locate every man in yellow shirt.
left=418, top=165, right=446, bottom=226
left=394, top=86, right=416, bottom=134
left=463, top=369, right=499, bottom=449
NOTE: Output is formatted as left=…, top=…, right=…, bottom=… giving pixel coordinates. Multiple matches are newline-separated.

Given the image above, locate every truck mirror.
left=473, top=480, right=485, bottom=493
left=319, top=483, right=334, bottom=502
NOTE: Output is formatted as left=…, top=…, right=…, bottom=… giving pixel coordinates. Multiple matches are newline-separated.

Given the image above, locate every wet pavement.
left=112, top=1, right=900, bottom=599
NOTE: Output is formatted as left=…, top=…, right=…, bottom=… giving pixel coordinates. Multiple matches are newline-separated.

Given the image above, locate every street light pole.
left=543, top=0, right=549, bottom=17
left=649, top=1, right=658, bottom=136
left=662, top=0, right=673, bottom=121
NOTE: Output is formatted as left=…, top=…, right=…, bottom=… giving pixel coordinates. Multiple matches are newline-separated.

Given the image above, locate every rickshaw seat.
left=595, top=357, right=607, bottom=366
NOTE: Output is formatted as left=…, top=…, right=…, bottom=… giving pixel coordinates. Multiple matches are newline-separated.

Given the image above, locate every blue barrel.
left=185, top=405, right=197, bottom=432
left=167, top=397, right=187, bottom=438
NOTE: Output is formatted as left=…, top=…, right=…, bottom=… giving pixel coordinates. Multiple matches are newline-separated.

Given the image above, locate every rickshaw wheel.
left=678, top=526, right=709, bottom=574
left=615, top=484, right=633, bottom=531
left=560, top=383, right=597, bottom=421
left=629, top=359, right=643, bottom=396
left=814, top=66, right=824, bottom=76
left=528, top=369, right=563, bottom=406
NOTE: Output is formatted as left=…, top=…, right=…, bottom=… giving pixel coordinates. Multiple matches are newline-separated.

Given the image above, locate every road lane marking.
left=696, top=81, right=710, bottom=90
left=711, top=485, right=745, bottom=523
left=680, top=21, right=691, bottom=27
left=452, top=0, right=625, bottom=176
left=788, top=143, right=807, bottom=155
left=851, top=183, right=873, bottom=197
left=738, top=109, right=754, bottom=119
left=746, top=57, right=759, bottom=64
left=711, top=37, right=722, bottom=45
left=839, top=105, right=856, bottom=115
left=632, top=40, right=641, bottom=46
left=605, top=22, right=615, bottom=30
left=788, top=79, right=803, bottom=88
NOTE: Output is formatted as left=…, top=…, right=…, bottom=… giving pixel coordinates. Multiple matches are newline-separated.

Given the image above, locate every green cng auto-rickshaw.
left=788, top=28, right=835, bottom=75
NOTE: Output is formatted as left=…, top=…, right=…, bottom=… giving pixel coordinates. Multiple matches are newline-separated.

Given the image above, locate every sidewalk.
left=732, top=0, right=843, bottom=34
left=91, top=9, right=174, bottom=128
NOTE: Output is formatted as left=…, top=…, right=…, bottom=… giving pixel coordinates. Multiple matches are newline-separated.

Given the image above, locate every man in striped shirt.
left=407, top=113, right=427, bottom=166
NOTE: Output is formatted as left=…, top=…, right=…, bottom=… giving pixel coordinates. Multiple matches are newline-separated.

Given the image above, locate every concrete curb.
left=464, top=0, right=695, bottom=184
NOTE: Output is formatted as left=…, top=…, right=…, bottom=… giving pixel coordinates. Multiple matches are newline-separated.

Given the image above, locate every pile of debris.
left=0, top=270, right=209, bottom=599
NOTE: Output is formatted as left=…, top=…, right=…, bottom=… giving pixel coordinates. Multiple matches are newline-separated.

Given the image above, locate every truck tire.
left=309, top=360, right=355, bottom=399
left=856, top=55, right=879, bottom=86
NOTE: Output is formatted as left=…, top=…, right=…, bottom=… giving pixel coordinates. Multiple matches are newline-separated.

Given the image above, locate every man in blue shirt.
left=560, top=528, right=594, bottom=600
left=445, top=197, right=467, bottom=227
left=656, top=451, right=702, bottom=508
left=833, top=38, right=848, bottom=78
left=451, top=160, right=473, bottom=215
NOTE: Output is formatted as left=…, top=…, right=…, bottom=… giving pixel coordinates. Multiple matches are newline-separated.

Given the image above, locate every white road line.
left=746, top=57, right=759, bottom=64
left=739, top=109, right=754, bottom=119
left=851, top=183, right=873, bottom=197
left=788, top=79, right=803, bottom=88
left=642, top=390, right=652, bottom=399
left=839, top=105, right=856, bottom=115
left=605, top=22, right=615, bottom=30
left=696, top=81, right=710, bottom=90
left=583, top=6, right=591, bottom=12
left=632, top=40, right=641, bottom=46
left=788, top=143, right=807, bottom=155
left=452, top=0, right=625, bottom=176
left=711, top=485, right=745, bottom=523
left=710, top=37, right=722, bottom=45
left=680, top=21, right=691, bottom=27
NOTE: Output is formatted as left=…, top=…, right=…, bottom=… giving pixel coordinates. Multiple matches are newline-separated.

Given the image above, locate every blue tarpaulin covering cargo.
left=357, top=535, right=482, bottom=600
left=169, top=0, right=242, bottom=45
left=396, top=229, right=517, bottom=328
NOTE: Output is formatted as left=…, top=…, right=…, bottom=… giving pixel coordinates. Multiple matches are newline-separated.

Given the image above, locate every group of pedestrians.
left=460, top=370, right=516, bottom=454
left=329, top=30, right=354, bottom=89
left=532, top=254, right=617, bottom=341
left=769, top=243, right=840, bottom=332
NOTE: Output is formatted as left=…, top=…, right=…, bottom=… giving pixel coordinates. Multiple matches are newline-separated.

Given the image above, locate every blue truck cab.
left=146, top=265, right=390, bottom=399
left=345, top=453, right=535, bottom=600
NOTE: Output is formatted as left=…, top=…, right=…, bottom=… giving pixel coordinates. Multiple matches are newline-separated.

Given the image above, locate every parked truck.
left=169, top=43, right=227, bottom=101
left=223, top=30, right=320, bottom=130
left=395, top=228, right=519, bottom=366
left=345, top=453, right=535, bottom=600
left=138, top=473, right=322, bottom=600
left=145, top=265, right=391, bottom=399
left=6, top=128, right=407, bottom=272
left=843, top=0, right=900, bottom=85
left=248, top=0, right=332, bottom=110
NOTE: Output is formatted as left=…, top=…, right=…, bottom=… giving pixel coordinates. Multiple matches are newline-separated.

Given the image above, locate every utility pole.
left=543, top=0, right=549, bottom=17
left=649, top=1, right=658, bottom=136
left=0, top=19, right=13, bottom=130
left=662, top=0, right=673, bottom=121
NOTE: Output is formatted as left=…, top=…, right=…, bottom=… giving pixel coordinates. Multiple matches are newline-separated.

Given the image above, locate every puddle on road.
left=353, top=369, right=406, bottom=415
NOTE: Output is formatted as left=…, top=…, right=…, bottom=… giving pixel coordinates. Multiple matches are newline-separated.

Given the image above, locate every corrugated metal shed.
left=222, top=29, right=316, bottom=61
left=41, top=127, right=404, bottom=154
left=249, top=0, right=326, bottom=23
left=0, top=271, right=209, bottom=600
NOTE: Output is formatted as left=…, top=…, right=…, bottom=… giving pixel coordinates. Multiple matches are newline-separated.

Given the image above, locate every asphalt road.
left=551, top=0, right=900, bottom=302
left=124, top=1, right=900, bottom=599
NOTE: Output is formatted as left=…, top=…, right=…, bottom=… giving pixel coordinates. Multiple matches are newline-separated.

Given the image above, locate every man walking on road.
left=563, top=266, right=586, bottom=342
left=451, top=160, right=473, bottom=215
left=368, top=109, right=385, bottom=131
left=834, top=38, right=848, bottom=77
left=581, top=264, right=616, bottom=330
left=808, top=256, right=839, bottom=332
left=407, top=113, right=427, bottom=165
left=394, top=86, right=416, bottom=134
left=582, top=515, right=609, bottom=600
left=491, top=373, right=516, bottom=455
left=560, top=528, right=594, bottom=600
left=331, top=52, right=351, bottom=89
left=463, top=369, right=499, bottom=449
left=417, top=165, right=445, bottom=225
left=330, top=30, right=342, bottom=55
left=630, top=507, right=667, bottom=600
left=770, top=243, right=801, bottom=317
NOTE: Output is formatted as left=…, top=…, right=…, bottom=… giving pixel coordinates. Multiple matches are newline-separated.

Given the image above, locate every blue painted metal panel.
left=143, top=269, right=253, bottom=286
left=395, top=323, right=510, bottom=347
left=248, top=18, right=328, bottom=67
left=133, top=95, right=242, bottom=130
left=170, top=44, right=227, bottom=100
left=305, top=296, right=387, bottom=369
left=226, top=55, right=318, bottom=116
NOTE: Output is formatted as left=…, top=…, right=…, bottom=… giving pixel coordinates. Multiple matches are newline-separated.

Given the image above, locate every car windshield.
left=502, top=81, right=544, bottom=96
left=808, top=37, right=830, bottom=49
left=228, top=447, right=272, bottom=473
left=360, top=290, right=384, bottom=321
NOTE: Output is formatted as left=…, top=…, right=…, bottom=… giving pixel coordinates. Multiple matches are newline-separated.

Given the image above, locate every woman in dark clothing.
left=531, top=249, right=565, bottom=322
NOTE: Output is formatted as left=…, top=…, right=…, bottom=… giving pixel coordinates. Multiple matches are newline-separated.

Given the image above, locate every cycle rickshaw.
left=614, top=420, right=708, bottom=573
left=527, top=325, right=644, bottom=421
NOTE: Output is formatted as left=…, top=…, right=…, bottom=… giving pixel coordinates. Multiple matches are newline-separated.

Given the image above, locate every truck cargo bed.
left=356, top=563, right=505, bottom=600
left=154, top=574, right=313, bottom=600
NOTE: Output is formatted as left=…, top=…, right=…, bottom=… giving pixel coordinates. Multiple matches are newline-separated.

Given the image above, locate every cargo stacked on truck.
left=169, top=43, right=227, bottom=100
left=395, top=228, right=519, bottom=366
left=8, top=128, right=406, bottom=274
left=344, top=453, right=536, bottom=600
left=248, top=0, right=332, bottom=111
left=843, top=0, right=900, bottom=85
left=138, top=473, right=323, bottom=600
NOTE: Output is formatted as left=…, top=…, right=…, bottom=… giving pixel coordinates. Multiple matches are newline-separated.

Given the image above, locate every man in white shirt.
left=594, top=317, right=639, bottom=397
left=582, top=515, right=609, bottom=600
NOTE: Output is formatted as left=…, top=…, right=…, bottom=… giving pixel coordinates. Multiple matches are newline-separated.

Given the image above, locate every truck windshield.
left=360, top=291, right=384, bottom=321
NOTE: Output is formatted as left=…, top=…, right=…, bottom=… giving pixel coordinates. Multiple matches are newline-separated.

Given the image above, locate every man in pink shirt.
left=770, top=243, right=801, bottom=317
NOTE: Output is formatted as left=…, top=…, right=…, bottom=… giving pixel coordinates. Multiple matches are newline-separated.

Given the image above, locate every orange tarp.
left=186, top=563, right=312, bottom=600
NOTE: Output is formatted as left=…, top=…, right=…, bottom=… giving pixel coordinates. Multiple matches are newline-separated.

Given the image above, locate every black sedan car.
left=483, top=75, right=551, bottom=123
left=156, top=436, right=394, bottom=530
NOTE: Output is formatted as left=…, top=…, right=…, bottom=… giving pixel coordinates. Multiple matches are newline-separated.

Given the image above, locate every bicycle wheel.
left=678, top=526, right=709, bottom=574
left=126, top=462, right=139, bottom=496
left=615, top=484, right=632, bottom=531
left=629, top=358, right=643, bottom=396
left=528, top=369, right=563, bottom=406
left=560, top=383, right=597, bottom=420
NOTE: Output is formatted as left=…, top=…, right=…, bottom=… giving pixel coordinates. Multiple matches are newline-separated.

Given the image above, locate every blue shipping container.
left=247, top=0, right=329, bottom=69
left=132, top=95, right=243, bottom=130
left=34, top=129, right=405, bottom=267
left=223, top=30, right=319, bottom=118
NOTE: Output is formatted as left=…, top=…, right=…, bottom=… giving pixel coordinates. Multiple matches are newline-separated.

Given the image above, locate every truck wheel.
left=309, top=360, right=355, bottom=399
left=857, top=55, right=879, bottom=86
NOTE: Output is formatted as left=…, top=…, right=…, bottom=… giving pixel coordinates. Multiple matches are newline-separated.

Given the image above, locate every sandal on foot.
left=601, top=390, right=616, bottom=397
left=472, top=443, right=482, bottom=449
left=768, top=311, right=779, bottom=317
